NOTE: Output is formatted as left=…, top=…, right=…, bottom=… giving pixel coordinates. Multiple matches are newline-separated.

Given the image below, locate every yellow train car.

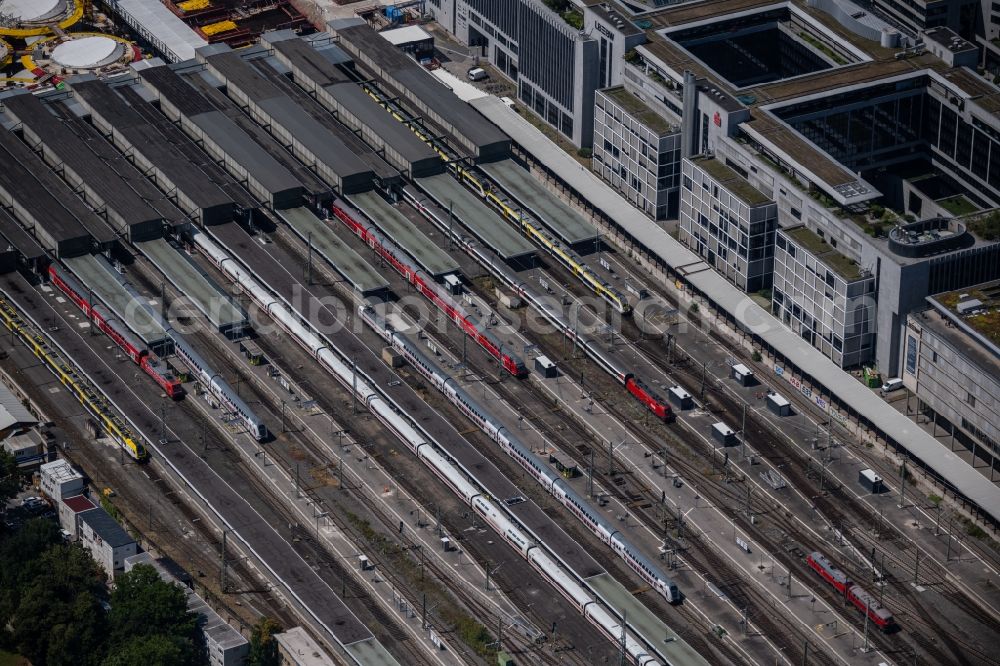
left=0, top=298, right=148, bottom=461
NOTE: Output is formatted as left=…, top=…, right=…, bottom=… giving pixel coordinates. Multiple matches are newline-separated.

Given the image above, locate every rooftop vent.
left=956, top=298, right=983, bottom=315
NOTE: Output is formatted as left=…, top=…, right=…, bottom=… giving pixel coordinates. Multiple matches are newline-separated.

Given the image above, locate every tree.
left=8, top=544, right=108, bottom=666
left=0, top=519, right=62, bottom=636
left=107, top=565, right=201, bottom=663
left=248, top=617, right=283, bottom=666
left=104, top=635, right=191, bottom=666
left=0, top=449, right=19, bottom=501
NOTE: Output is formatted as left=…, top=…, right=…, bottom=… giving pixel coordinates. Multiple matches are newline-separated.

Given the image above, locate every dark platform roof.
left=331, top=21, right=510, bottom=161
left=192, top=111, right=303, bottom=202
left=0, top=208, right=44, bottom=261
left=4, top=92, right=165, bottom=238
left=137, top=64, right=217, bottom=117
left=327, top=82, right=440, bottom=168
left=251, top=58, right=400, bottom=187
left=136, top=65, right=302, bottom=205
left=179, top=70, right=331, bottom=200
left=260, top=96, right=374, bottom=179
left=270, top=36, right=351, bottom=86
left=79, top=507, right=134, bottom=548
left=70, top=79, right=238, bottom=219
left=0, top=129, right=115, bottom=245
left=199, top=47, right=375, bottom=193
left=201, top=49, right=284, bottom=101
left=46, top=101, right=189, bottom=228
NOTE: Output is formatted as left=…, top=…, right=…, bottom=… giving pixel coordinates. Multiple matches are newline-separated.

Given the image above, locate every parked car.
left=467, top=67, right=488, bottom=81
left=880, top=378, right=904, bottom=394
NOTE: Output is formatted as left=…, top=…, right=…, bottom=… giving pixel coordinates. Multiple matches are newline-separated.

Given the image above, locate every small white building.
left=2, top=432, right=44, bottom=467
left=59, top=494, right=96, bottom=538
left=125, top=553, right=250, bottom=666
left=275, top=627, right=335, bottom=666
left=40, top=459, right=84, bottom=502
left=77, top=507, right=136, bottom=578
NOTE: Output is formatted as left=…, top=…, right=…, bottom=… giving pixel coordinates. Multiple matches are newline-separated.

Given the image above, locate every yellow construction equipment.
left=201, top=20, right=237, bottom=36
left=178, top=0, right=210, bottom=10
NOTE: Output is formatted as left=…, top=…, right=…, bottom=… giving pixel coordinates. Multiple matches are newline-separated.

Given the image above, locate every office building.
left=903, top=284, right=999, bottom=465
left=773, top=226, right=877, bottom=367
left=40, top=459, right=85, bottom=502
left=873, top=0, right=977, bottom=38
left=593, top=85, right=681, bottom=219
left=679, top=156, right=777, bottom=292
left=428, top=0, right=606, bottom=146
left=613, top=0, right=1000, bottom=373
left=58, top=494, right=96, bottom=539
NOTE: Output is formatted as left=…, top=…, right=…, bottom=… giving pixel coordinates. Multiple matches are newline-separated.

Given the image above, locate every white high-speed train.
left=192, top=230, right=661, bottom=665
left=359, top=305, right=681, bottom=604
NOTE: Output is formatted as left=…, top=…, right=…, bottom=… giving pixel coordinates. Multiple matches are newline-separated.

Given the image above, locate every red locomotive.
left=625, top=376, right=675, bottom=421
left=48, top=265, right=184, bottom=398
left=806, top=551, right=895, bottom=630
left=331, top=199, right=527, bottom=377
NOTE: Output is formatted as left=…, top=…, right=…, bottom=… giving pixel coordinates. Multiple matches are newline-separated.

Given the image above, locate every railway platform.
left=349, top=191, right=460, bottom=279
left=276, top=207, right=389, bottom=299
left=483, top=160, right=599, bottom=249
left=137, top=238, right=247, bottom=337
left=63, top=254, right=169, bottom=351
left=415, top=174, right=536, bottom=266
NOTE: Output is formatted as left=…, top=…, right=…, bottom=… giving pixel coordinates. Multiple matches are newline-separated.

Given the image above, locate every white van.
left=881, top=378, right=904, bottom=393
left=467, top=67, right=488, bottom=81
left=500, top=96, right=516, bottom=109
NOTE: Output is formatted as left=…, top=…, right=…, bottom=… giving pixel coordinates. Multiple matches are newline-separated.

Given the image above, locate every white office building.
left=773, top=226, right=877, bottom=368
left=679, top=156, right=777, bottom=292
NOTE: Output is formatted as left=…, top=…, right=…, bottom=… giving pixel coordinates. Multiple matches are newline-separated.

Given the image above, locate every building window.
left=905, top=335, right=917, bottom=375
left=932, top=350, right=938, bottom=363
left=967, top=392, right=976, bottom=408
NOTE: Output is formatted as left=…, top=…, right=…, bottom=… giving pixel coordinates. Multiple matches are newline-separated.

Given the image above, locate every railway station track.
left=385, top=291, right=809, bottom=665
left=510, top=236, right=1000, bottom=659
left=242, top=332, right=583, bottom=666
left=657, top=345, right=999, bottom=662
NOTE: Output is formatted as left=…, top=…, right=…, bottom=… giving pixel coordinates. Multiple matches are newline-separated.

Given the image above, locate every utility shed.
left=330, top=20, right=510, bottom=162
left=731, top=363, right=757, bottom=387
left=197, top=46, right=374, bottom=195
left=69, top=78, right=236, bottom=226
left=137, top=64, right=304, bottom=210
left=4, top=92, right=165, bottom=242
left=0, top=134, right=97, bottom=258
left=766, top=392, right=791, bottom=417
left=265, top=32, right=442, bottom=179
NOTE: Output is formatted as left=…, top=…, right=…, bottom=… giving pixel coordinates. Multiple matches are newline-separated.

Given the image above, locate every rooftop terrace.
left=784, top=225, right=863, bottom=280
left=692, top=156, right=771, bottom=206
left=601, top=86, right=675, bottom=134
left=932, top=281, right=1000, bottom=347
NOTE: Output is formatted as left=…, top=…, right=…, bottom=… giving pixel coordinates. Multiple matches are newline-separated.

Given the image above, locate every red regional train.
left=48, top=265, right=184, bottom=398
left=806, top=551, right=895, bottom=630
left=330, top=199, right=528, bottom=377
